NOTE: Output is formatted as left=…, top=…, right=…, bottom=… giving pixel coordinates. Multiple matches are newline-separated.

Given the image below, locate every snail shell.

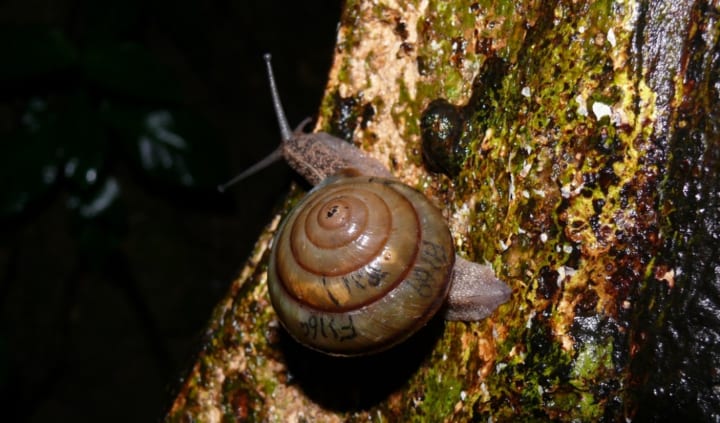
left=268, top=174, right=454, bottom=356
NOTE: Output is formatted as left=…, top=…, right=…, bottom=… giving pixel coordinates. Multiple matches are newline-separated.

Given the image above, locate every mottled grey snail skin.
left=255, top=54, right=511, bottom=356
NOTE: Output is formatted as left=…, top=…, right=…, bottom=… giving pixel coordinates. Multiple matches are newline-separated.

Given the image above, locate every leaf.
left=55, top=94, right=109, bottom=191
left=0, top=99, right=60, bottom=217
left=102, top=104, right=226, bottom=188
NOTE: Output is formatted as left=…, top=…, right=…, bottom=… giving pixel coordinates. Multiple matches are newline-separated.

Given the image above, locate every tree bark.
left=166, top=0, right=720, bottom=421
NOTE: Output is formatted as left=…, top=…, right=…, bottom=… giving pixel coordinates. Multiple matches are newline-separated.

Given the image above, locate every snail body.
left=249, top=54, right=511, bottom=356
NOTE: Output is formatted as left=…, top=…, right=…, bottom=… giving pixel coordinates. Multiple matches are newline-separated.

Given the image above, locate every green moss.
left=453, top=1, right=650, bottom=420
left=572, top=340, right=614, bottom=383
left=412, top=365, right=464, bottom=421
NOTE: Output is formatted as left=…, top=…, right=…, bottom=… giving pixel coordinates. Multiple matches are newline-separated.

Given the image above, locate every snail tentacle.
left=445, top=256, right=512, bottom=321
left=264, top=53, right=293, bottom=141
left=216, top=54, right=296, bottom=192
left=217, top=146, right=283, bottom=192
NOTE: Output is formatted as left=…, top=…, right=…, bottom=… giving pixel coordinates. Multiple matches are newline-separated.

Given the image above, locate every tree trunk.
left=166, top=0, right=720, bottom=421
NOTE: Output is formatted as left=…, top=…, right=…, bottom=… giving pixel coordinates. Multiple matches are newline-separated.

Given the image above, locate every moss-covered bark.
left=166, top=0, right=720, bottom=421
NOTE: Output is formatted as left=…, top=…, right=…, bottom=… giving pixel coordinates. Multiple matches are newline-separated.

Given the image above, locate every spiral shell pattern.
left=268, top=175, right=454, bottom=356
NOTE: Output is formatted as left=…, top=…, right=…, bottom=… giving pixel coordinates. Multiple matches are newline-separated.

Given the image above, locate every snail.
left=224, top=54, right=512, bottom=356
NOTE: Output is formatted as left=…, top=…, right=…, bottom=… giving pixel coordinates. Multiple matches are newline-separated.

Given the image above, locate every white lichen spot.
left=520, top=162, right=532, bottom=177
left=657, top=267, right=676, bottom=287
left=495, top=362, right=507, bottom=373
left=560, top=179, right=584, bottom=198
left=557, top=265, right=577, bottom=287
left=578, top=25, right=586, bottom=34
left=607, top=28, right=617, bottom=47
left=509, top=173, right=516, bottom=201
left=533, top=189, right=546, bottom=198
left=522, top=190, right=530, bottom=199
left=450, top=201, right=473, bottom=243
left=521, top=86, right=531, bottom=97
left=526, top=310, right=536, bottom=328
left=460, top=390, right=467, bottom=401
left=575, top=94, right=588, bottom=116
left=499, top=239, right=509, bottom=251
left=592, top=101, right=612, bottom=120
left=561, top=184, right=572, bottom=198
left=557, top=266, right=566, bottom=285
left=540, top=232, right=548, bottom=243
left=480, top=382, right=489, bottom=397
left=563, top=244, right=574, bottom=254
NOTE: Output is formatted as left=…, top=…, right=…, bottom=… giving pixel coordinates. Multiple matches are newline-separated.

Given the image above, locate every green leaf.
left=102, top=104, right=226, bottom=188
left=0, top=99, right=60, bottom=216
left=54, top=94, right=109, bottom=191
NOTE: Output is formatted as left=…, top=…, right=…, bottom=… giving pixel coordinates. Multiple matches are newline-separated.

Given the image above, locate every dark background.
left=0, top=0, right=341, bottom=421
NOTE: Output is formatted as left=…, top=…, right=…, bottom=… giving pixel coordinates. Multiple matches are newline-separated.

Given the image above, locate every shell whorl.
left=268, top=175, right=455, bottom=356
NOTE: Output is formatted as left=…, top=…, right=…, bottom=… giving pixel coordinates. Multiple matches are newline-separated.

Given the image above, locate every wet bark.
left=167, top=1, right=720, bottom=421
